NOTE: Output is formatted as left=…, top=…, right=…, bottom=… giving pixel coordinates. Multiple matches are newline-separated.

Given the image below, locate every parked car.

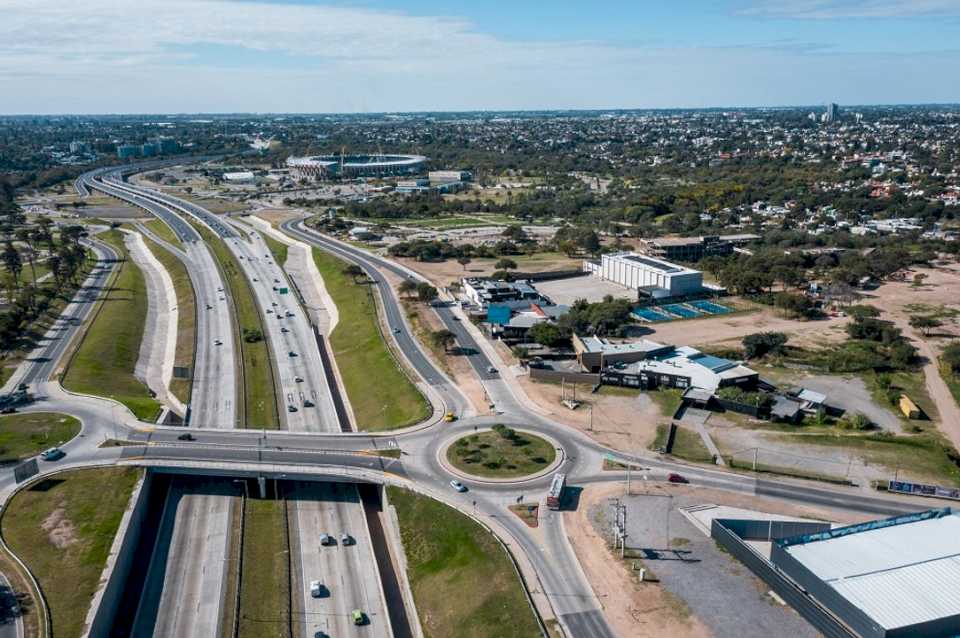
left=450, top=480, right=467, bottom=492
left=667, top=473, right=688, bottom=484
left=40, top=448, right=64, bottom=461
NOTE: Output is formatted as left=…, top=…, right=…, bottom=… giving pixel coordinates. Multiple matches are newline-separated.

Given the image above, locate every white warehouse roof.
left=782, top=511, right=960, bottom=631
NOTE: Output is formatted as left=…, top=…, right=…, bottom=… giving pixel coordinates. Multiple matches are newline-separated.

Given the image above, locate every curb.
left=437, top=428, right=566, bottom=485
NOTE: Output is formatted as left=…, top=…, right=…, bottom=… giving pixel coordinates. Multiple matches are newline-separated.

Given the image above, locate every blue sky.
left=2, top=0, right=959, bottom=114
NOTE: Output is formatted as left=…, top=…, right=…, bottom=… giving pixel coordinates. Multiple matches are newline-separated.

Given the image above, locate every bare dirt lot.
left=567, top=483, right=869, bottom=638
left=652, top=303, right=849, bottom=350
left=397, top=253, right=583, bottom=289
left=535, top=276, right=636, bottom=305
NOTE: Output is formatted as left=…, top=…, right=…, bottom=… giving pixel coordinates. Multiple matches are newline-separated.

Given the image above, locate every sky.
left=1, top=0, right=960, bottom=114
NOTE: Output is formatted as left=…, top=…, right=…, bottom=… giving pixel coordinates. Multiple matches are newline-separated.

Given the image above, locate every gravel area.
left=593, top=491, right=818, bottom=638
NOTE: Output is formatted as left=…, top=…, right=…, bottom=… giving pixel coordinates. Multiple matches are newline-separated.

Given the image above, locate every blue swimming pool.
left=660, top=304, right=702, bottom=319
left=632, top=308, right=671, bottom=322
left=689, top=300, right=732, bottom=314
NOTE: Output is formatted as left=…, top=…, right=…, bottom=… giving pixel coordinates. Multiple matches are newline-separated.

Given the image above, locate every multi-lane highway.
left=1, top=164, right=950, bottom=638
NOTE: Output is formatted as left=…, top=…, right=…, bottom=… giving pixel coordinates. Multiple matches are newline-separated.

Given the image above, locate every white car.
left=310, top=580, right=324, bottom=598
left=450, top=480, right=467, bottom=492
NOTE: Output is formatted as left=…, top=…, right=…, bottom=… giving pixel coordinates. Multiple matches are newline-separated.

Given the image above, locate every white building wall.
left=599, top=253, right=703, bottom=296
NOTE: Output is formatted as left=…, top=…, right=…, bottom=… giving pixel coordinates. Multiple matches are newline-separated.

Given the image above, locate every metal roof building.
left=770, top=508, right=960, bottom=638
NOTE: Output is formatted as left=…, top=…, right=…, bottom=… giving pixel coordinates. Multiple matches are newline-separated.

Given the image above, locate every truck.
left=545, top=473, right=566, bottom=510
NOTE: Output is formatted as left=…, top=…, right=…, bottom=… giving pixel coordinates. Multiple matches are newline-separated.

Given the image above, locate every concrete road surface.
left=131, top=479, right=238, bottom=638
left=290, top=482, right=391, bottom=638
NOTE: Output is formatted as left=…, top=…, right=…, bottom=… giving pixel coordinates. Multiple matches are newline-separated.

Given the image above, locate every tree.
left=2, top=241, right=22, bottom=295
left=909, top=315, right=941, bottom=336
left=429, top=329, right=456, bottom=352
left=342, top=264, right=364, bottom=282
left=941, top=342, right=960, bottom=375
left=398, top=280, right=418, bottom=297
left=494, top=258, right=517, bottom=271
left=456, top=256, right=472, bottom=272
left=527, top=322, right=565, bottom=347
left=415, top=282, right=438, bottom=303
left=742, top=332, right=788, bottom=359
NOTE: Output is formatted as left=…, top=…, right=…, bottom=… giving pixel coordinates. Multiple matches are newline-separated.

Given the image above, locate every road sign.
left=14, top=459, right=39, bottom=484
left=279, top=287, right=289, bottom=295
left=173, top=366, right=191, bottom=379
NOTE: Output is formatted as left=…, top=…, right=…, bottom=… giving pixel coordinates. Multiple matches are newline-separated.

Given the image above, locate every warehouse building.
left=713, top=508, right=960, bottom=638
left=596, top=252, right=704, bottom=297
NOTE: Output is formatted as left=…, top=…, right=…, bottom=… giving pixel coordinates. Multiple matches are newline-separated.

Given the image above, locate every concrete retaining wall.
left=83, top=470, right=154, bottom=638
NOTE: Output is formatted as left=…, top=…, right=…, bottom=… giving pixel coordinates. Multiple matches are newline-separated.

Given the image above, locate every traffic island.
left=443, top=426, right=561, bottom=481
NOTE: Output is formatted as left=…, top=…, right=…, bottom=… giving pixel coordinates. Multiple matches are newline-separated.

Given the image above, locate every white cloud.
left=740, top=0, right=960, bottom=19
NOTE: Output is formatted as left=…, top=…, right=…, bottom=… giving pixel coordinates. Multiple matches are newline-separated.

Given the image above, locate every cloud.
left=740, top=0, right=960, bottom=19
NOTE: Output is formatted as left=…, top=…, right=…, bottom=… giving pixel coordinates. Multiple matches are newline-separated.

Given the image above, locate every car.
left=303, top=399, right=315, bottom=408
left=40, top=448, right=64, bottom=461
left=294, top=376, right=303, bottom=382
left=252, top=277, right=258, bottom=282
left=487, top=366, right=498, bottom=374
left=286, top=311, right=294, bottom=317
left=450, top=480, right=467, bottom=492
left=271, top=301, right=278, bottom=306
left=274, top=278, right=280, bottom=283
left=340, top=533, right=352, bottom=546
left=206, top=304, right=212, bottom=310
left=392, top=328, right=401, bottom=334
left=309, top=580, right=325, bottom=598
left=177, top=432, right=195, bottom=441
left=281, top=327, right=289, bottom=333
left=214, top=339, right=222, bottom=346
left=444, top=412, right=456, bottom=422
left=451, top=316, right=460, bottom=321
left=266, top=309, right=273, bottom=314
left=320, top=533, right=335, bottom=546
left=288, top=351, right=297, bottom=357
left=667, top=473, right=689, bottom=484
left=1, top=406, right=17, bottom=415
left=287, top=405, right=298, bottom=413
left=351, top=610, right=365, bottom=626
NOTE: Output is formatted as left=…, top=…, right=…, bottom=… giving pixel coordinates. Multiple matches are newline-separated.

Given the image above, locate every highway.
left=0, top=167, right=950, bottom=638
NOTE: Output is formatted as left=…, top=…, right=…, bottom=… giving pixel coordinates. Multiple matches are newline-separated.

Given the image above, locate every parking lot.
left=535, top=275, right=635, bottom=305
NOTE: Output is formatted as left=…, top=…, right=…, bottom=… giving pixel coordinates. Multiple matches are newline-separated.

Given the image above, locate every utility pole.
left=626, top=462, right=631, bottom=496
left=588, top=404, right=593, bottom=431
left=753, top=447, right=759, bottom=472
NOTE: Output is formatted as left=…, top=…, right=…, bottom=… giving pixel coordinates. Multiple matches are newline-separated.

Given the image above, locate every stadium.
left=286, top=153, right=427, bottom=180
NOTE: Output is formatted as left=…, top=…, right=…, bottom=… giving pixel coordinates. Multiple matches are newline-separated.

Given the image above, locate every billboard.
left=888, top=479, right=960, bottom=501
left=14, top=459, right=39, bottom=484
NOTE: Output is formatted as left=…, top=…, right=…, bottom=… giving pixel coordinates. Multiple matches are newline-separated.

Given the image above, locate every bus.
left=546, top=473, right=566, bottom=510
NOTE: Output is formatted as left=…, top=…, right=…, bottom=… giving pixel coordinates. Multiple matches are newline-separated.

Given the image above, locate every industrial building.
left=641, top=234, right=759, bottom=262
left=711, top=508, right=960, bottom=638
left=116, top=144, right=141, bottom=159
left=462, top=277, right=543, bottom=307
left=597, top=343, right=758, bottom=392
left=595, top=252, right=704, bottom=297
left=286, top=153, right=427, bottom=180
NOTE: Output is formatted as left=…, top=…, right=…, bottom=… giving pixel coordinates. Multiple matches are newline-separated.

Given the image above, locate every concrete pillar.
left=257, top=475, right=266, bottom=498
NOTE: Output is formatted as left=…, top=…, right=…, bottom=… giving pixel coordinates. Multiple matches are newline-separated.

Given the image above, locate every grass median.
left=62, top=230, right=161, bottom=421
left=311, top=248, right=429, bottom=430
left=387, top=487, right=541, bottom=638
left=143, top=236, right=196, bottom=404
left=144, top=218, right=182, bottom=247
left=191, top=221, right=279, bottom=428
left=1, top=467, right=141, bottom=638
left=0, top=413, right=81, bottom=463
left=238, top=496, right=290, bottom=637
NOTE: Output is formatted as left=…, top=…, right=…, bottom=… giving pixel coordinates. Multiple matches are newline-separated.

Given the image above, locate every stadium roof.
left=780, top=509, right=960, bottom=631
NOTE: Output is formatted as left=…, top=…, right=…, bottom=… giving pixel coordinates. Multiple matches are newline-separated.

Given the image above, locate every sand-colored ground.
left=649, top=303, right=850, bottom=350
left=254, top=208, right=300, bottom=226
left=397, top=253, right=582, bottom=289
left=566, top=482, right=868, bottom=638
left=860, top=263, right=960, bottom=450
left=517, top=376, right=665, bottom=452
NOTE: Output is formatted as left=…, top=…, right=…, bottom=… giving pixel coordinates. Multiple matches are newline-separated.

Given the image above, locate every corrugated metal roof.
left=785, top=513, right=960, bottom=629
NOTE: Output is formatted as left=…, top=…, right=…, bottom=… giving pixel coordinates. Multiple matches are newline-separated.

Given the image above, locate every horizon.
left=3, top=0, right=960, bottom=114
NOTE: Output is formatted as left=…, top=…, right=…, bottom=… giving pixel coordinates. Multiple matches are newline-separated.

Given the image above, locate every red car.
left=667, top=473, right=689, bottom=484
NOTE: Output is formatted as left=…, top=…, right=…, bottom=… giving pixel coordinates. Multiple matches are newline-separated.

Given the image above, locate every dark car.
left=177, top=433, right=195, bottom=441
left=667, top=473, right=689, bottom=484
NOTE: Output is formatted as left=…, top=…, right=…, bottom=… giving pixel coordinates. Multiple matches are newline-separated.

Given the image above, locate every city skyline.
left=3, top=0, right=960, bottom=114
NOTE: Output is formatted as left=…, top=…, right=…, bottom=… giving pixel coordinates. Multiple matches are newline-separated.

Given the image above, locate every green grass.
left=62, top=230, right=161, bottom=421
left=262, top=233, right=289, bottom=265
left=143, top=218, right=182, bottom=247
left=651, top=423, right=715, bottom=463
left=647, top=388, right=684, bottom=419
left=0, top=413, right=81, bottom=463
left=1, top=467, right=141, bottom=638
left=142, top=236, right=195, bottom=404
left=238, top=496, right=290, bottom=638
left=191, top=221, right=278, bottom=428
left=311, top=247, right=429, bottom=430
left=780, top=432, right=960, bottom=486
left=863, top=369, right=939, bottom=424
left=447, top=429, right=556, bottom=478
left=387, top=487, right=541, bottom=638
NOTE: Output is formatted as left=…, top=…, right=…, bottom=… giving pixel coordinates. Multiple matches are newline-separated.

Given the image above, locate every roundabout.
left=439, top=426, right=565, bottom=483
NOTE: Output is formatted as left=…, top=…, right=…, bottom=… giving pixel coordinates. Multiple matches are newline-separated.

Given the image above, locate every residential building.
left=641, top=234, right=759, bottom=262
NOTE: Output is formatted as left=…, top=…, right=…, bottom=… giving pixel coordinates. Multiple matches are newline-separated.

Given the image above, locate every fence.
left=528, top=367, right=600, bottom=386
